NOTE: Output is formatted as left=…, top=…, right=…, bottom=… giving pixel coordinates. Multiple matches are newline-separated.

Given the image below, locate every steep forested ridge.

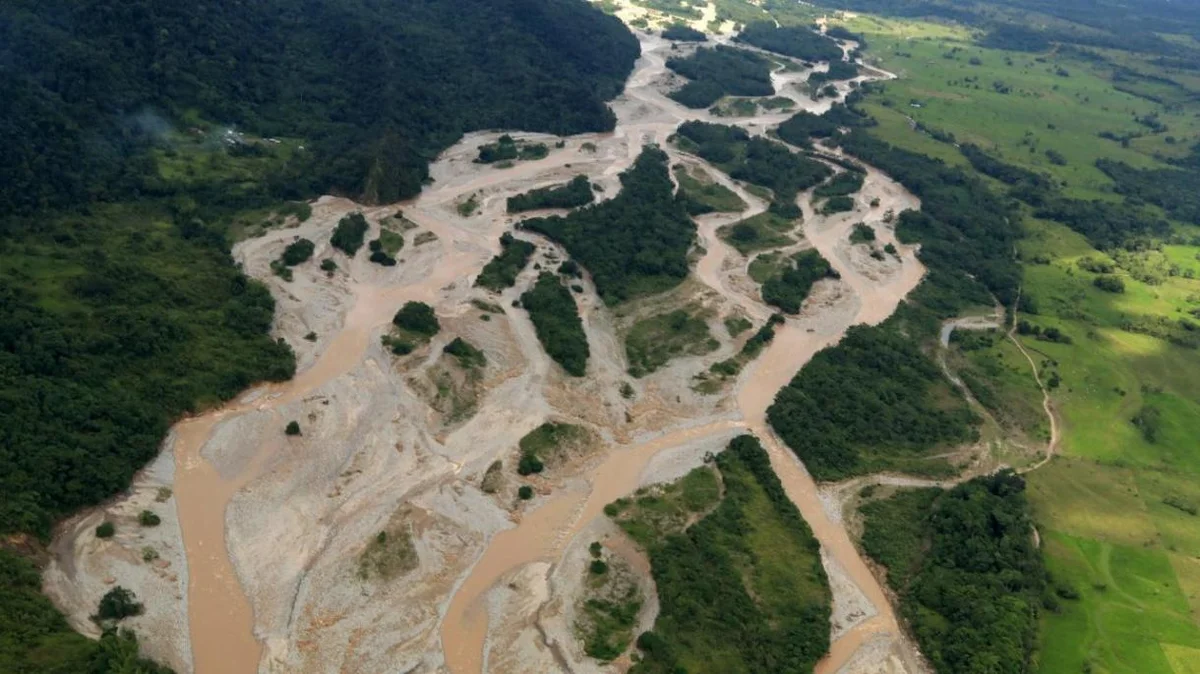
left=0, top=0, right=639, bottom=212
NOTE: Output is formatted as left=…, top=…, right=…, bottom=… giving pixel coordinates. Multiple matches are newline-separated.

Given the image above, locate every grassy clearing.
left=717, top=211, right=797, bottom=255
left=673, top=164, right=748, bottom=214
left=516, top=421, right=593, bottom=475
left=625, top=308, right=719, bottom=377
left=576, top=552, right=644, bottom=662
left=357, top=514, right=419, bottom=581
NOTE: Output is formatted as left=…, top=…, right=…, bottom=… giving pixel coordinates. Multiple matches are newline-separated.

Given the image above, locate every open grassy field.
left=842, top=14, right=1200, bottom=201
left=830, top=11, right=1200, bottom=674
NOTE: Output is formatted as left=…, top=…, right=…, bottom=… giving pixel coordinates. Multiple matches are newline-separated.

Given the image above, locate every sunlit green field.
left=844, top=15, right=1200, bottom=201
left=839, top=13, right=1200, bottom=674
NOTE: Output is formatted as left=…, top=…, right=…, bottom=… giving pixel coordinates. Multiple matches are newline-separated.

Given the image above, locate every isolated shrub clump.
left=93, top=587, right=143, bottom=622
left=331, top=212, right=370, bottom=255
left=393, top=301, right=440, bottom=336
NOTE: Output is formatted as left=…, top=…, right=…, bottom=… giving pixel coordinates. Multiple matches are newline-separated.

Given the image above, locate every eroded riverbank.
left=47, top=30, right=929, bottom=674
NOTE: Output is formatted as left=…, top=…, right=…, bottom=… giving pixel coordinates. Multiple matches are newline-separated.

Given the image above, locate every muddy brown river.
left=154, top=31, right=926, bottom=674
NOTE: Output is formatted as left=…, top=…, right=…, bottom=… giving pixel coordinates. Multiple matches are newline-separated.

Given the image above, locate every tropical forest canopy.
left=0, top=0, right=639, bottom=213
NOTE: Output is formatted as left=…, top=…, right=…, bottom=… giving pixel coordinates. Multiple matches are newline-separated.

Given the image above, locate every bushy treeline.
left=1034, top=198, right=1170, bottom=249
left=666, top=46, right=775, bottom=109
left=507, top=175, right=595, bottom=213
left=0, top=0, right=638, bottom=214
left=625, top=435, right=830, bottom=674
left=675, top=122, right=831, bottom=217
left=837, top=129, right=1022, bottom=313
left=808, top=60, right=859, bottom=86
left=521, top=273, right=589, bottom=376
left=476, top=233, right=537, bottom=292
left=861, top=472, right=1045, bottom=674
left=1097, top=151, right=1200, bottom=227
left=0, top=550, right=173, bottom=673
left=735, top=22, right=843, bottom=62
left=0, top=219, right=295, bottom=538
left=958, top=144, right=1054, bottom=203
left=762, top=250, right=839, bottom=314
left=767, top=322, right=977, bottom=480
left=522, top=147, right=695, bottom=303
left=663, top=24, right=707, bottom=41
left=956, top=143, right=1173, bottom=249
left=813, top=170, right=864, bottom=199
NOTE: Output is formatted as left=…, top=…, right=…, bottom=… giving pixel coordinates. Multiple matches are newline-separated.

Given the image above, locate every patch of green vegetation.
left=625, top=308, right=719, bottom=377
left=666, top=46, right=774, bottom=109
left=709, top=97, right=759, bottom=118
left=522, top=147, right=694, bottom=303
left=693, top=315, right=785, bottom=392
left=662, top=24, right=707, bottom=42
left=614, top=436, right=830, bottom=674
left=443, top=337, right=486, bottom=369
left=814, top=170, right=865, bottom=199
left=376, top=228, right=405, bottom=255
left=718, top=211, right=797, bottom=255
left=331, top=212, right=370, bottom=255
left=392, top=301, right=440, bottom=337
left=605, top=466, right=721, bottom=547
left=0, top=550, right=172, bottom=672
left=724, top=315, right=753, bottom=337
left=850, top=222, right=876, bottom=244
left=517, top=422, right=590, bottom=476
left=761, top=249, right=839, bottom=314
left=576, top=545, right=645, bottom=663
left=768, top=321, right=977, bottom=480
left=476, top=233, right=536, bottom=292
left=673, top=165, right=748, bottom=215
left=357, top=522, right=418, bottom=581
left=384, top=301, right=440, bottom=355
left=735, top=22, right=842, bottom=62
left=507, top=175, right=595, bottom=213
left=521, top=273, right=589, bottom=376
left=280, top=238, right=315, bottom=266
left=818, top=194, right=856, bottom=214
left=476, top=135, right=551, bottom=164
left=861, top=473, right=1045, bottom=674
left=456, top=193, right=480, bottom=217
left=674, top=121, right=832, bottom=217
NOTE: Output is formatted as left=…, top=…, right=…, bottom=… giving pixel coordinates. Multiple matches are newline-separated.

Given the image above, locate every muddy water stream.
left=166, top=31, right=922, bottom=674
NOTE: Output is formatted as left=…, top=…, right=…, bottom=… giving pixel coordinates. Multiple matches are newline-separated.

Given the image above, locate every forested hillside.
left=0, top=2, right=637, bottom=670
left=0, top=0, right=638, bottom=212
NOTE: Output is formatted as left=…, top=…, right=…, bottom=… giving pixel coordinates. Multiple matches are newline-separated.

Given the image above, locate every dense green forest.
left=522, top=147, right=695, bottom=303
left=507, top=176, right=595, bottom=213
left=735, top=22, right=844, bottom=62
left=0, top=0, right=638, bottom=213
left=860, top=473, right=1045, bottom=674
left=521, top=273, right=590, bottom=376
left=767, top=323, right=977, bottom=480
left=0, top=218, right=296, bottom=538
left=674, top=121, right=832, bottom=217
left=665, top=46, right=775, bottom=109
left=609, top=435, right=830, bottom=673
left=476, top=234, right=538, bottom=292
